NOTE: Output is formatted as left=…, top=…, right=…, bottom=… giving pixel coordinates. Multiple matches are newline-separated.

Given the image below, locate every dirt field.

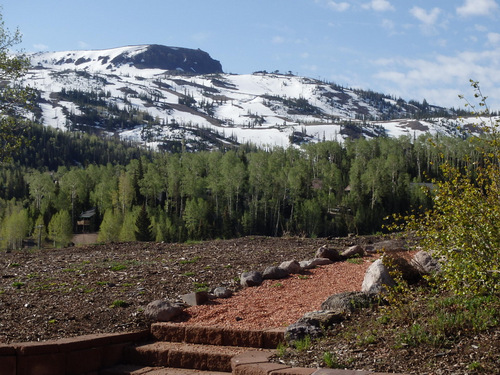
left=0, top=235, right=378, bottom=344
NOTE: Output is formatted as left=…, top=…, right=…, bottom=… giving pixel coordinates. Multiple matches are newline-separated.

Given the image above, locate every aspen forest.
left=0, top=122, right=479, bottom=249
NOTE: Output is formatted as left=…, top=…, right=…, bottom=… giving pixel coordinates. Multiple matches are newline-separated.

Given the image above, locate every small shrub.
left=346, top=257, right=363, bottom=265
left=294, top=335, right=311, bottom=352
left=323, top=352, right=342, bottom=369
left=110, top=300, right=128, bottom=308
left=276, top=342, right=288, bottom=357
left=179, top=256, right=201, bottom=264
left=468, top=361, right=483, bottom=371
left=110, top=264, right=127, bottom=271
left=12, top=281, right=24, bottom=288
left=193, top=282, right=208, bottom=292
left=356, top=331, right=377, bottom=346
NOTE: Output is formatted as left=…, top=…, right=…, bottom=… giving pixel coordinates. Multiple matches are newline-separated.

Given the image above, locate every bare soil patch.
left=0, top=235, right=377, bottom=344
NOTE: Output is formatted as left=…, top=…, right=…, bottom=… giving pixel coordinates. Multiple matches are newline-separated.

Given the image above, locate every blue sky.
left=3, top=0, right=500, bottom=110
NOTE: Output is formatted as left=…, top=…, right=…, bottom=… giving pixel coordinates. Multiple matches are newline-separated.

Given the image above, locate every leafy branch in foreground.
left=0, top=11, right=35, bottom=164
left=400, top=80, right=500, bottom=296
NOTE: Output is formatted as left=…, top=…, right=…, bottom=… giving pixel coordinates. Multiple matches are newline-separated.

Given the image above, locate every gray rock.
left=297, top=310, right=345, bottom=328
left=263, top=266, right=289, bottom=280
left=365, top=245, right=376, bottom=253
left=285, top=322, right=323, bottom=343
left=321, top=291, right=376, bottom=313
left=315, top=245, right=343, bottom=262
left=279, top=260, right=302, bottom=274
left=299, top=259, right=315, bottom=269
left=213, top=286, right=233, bottom=298
left=388, top=255, right=422, bottom=284
left=341, top=244, right=364, bottom=258
left=240, top=271, right=263, bottom=287
left=361, top=258, right=395, bottom=294
left=300, top=258, right=334, bottom=269
left=180, top=291, right=209, bottom=306
left=144, top=300, right=183, bottom=322
left=411, top=250, right=441, bottom=274
left=372, top=239, right=406, bottom=253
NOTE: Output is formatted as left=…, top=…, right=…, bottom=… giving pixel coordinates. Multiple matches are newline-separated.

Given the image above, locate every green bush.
left=402, top=81, right=500, bottom=296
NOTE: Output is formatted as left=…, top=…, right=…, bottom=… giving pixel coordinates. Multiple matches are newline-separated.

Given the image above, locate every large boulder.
left=321, top=291, right=376, bottom=313
left=386, top=254, right=422, bottom=284
left=300, top=258, right=333, bottom=269
left=213, top=287, right=233, bottom=298
left=286, top=309, right=346, bottom=344
left=297, top=309, right=345, bottom=328
left=262, top=266, right=289, bottom=280
left=361, top=258, right=395, bottom=294
left=341, top=244, right=364, bottom=258
left=279, top=260, right=302, bottom=274
left=372, top=239, right=407, bottom=253
left=411, top=250, right=441, bottom=274
left=315, top=245, right=343, bottom=262
left=285, top=322, right=323, bottom=343
left=240, top=271, right=263, bottom=287
left=144, top=300, right=184, bottom=322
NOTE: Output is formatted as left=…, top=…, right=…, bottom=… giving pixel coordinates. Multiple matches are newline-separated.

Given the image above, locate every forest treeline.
left=0, top=124, right=481, bottom=249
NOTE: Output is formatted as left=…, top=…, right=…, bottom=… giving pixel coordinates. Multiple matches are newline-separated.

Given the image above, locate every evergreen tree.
left=135, top=204, right=153, bottom=241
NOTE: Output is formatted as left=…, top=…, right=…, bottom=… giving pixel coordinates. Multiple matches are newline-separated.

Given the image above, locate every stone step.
left=126, top=341, right=272, bottom=373
left=150, top=324, right=285, bottom=349
left=101, top=364, right=231, bottom=375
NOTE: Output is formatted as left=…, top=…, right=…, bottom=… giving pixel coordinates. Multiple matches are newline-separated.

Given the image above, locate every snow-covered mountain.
left=21, top=44, right=474, bottom=150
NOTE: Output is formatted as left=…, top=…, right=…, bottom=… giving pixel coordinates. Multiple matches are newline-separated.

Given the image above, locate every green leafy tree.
left=120, top=207, right=139, bottom=241
left=183, top=197, right=210, bottom=240
left=0, top=206, right=29, bottom=250
left=402, top=81, right=500, bottom=295
left=0, top=12, right=33, bottom=163
left=97, top=209, right=122, bottom=243
left=117, top=170, right=134, bottom=214
left=48, top=210, right=72, bottom=247
left=25, top=170, right=56, bottom=215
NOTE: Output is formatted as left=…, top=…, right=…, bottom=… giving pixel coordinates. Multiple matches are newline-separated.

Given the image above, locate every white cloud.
left=78, top=41, right=90, bottom=49
left=457, top=0, right=499, bottom=17
left=300, top=52, right=310, bottom=59
left=33, top=43, right=49, bottom=51
left=436, top=39, right=448, bottom=48
left=191, top=32, right=211, bottom=43
left=302, top=64, right=318, bottom=72
left=488, top=32, right=500, bottom=45
left=326, top=1, right=350, bottom=12
left=272, top=36, right=285, bottom=44
left=373, top=49, right=500, bottom=109
left=381, top=19, right=398, bottom=34
left=410, top=6, right=441, bottom=25
left=362, top=0, right=395, bottom=12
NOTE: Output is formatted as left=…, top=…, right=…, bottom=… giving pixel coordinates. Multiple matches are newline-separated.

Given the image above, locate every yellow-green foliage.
left=402, top=81, right=500, bottom=296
